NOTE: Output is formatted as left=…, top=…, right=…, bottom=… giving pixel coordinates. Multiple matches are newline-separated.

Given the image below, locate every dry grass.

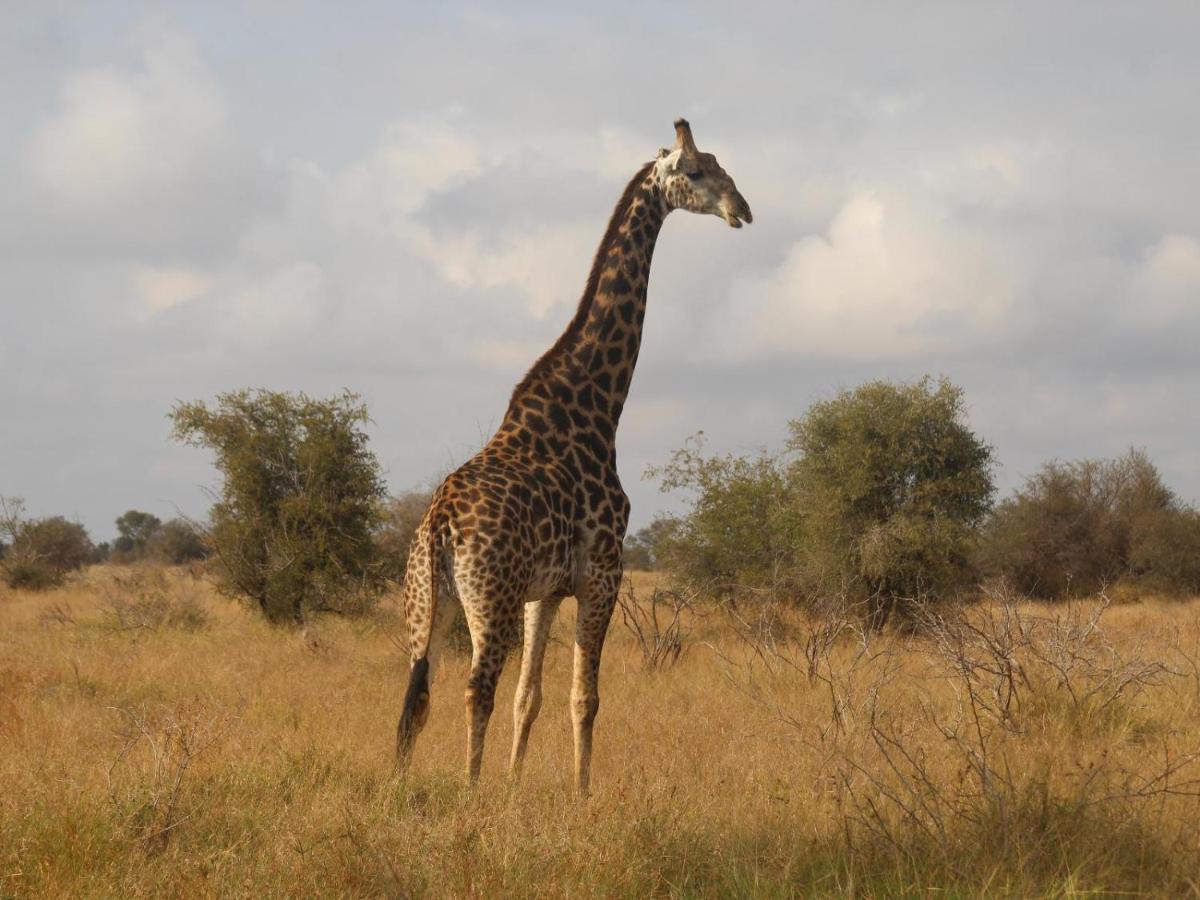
left=3, top=568, right=1200, bottom=897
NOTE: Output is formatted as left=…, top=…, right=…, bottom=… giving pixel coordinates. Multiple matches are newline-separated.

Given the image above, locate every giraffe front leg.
left=509, top=597, right=562, bottom=779
left=571, top=585, right=617, bottom=796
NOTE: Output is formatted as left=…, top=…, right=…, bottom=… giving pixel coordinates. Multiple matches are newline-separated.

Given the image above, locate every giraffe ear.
left=659, top=148, right=684, bottom=171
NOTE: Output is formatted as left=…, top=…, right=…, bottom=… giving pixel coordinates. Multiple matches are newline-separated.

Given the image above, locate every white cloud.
left=718, top=190, right=1014, bottom=360
left=332, top=118, right=487, bottom=228
left=1132, top=233, right=1200, bottom=326
left=541, top=125, right=657, bottom=180
left=618, top=395, right=689, bottom=443
left=132, top=265, right=212, bottom=313
left=408, top=222, right=596, bottom=317
left=219, top=261, right=326, bottom=348
left=917, top=139, right=1057, bottom=213
left=468, top=337, right=549, bottom=370
left=27, top=24, right=229, bottom=212
left=6, top=22, right=280, bottom=265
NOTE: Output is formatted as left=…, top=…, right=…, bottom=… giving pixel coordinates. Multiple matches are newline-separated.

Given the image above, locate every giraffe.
left=396, top=118, right=752, bottom=794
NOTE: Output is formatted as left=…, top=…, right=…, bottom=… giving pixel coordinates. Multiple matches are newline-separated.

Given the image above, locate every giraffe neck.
left=500, top=163, right=666, bottom=451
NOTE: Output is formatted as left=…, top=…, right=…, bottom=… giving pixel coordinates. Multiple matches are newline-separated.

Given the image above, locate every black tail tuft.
left=396, top=656, right=431, bottom=762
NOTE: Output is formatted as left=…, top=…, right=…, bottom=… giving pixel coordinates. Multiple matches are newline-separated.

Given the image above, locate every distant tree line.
left=6, top=379, right=1199, bottom=628
left=977, top=450, right=1200, bottom=599
left=627, top=377, right=1200, bottom=618
left=0, top=496, right=210, bottom=590
left=105, top=510, right=210, bottom=565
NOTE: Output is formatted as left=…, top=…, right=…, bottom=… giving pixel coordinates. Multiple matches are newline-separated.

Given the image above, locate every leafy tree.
left=170, top=389, right=386, bottom=623
left=787, top=377, right=994, bottom=626
left=113, top=510, right=163, bottom=559
left=147, top=518, right=210, bottom=565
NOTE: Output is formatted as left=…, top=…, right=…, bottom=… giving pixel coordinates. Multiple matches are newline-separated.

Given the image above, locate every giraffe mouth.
left=721, top=197, right=753, bottom=228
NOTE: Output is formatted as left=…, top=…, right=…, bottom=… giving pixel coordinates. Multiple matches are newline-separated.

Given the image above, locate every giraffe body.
left=396, top=120, right=751, bottom=793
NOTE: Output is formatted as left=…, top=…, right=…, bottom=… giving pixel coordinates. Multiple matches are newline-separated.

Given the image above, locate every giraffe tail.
left=397, top=518, right=444, bottom=764
left=396, top=656, right=430, bottom=763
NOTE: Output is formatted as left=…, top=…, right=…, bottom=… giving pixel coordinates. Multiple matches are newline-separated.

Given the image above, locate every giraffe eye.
left=685, top=170, right=703, bottom=182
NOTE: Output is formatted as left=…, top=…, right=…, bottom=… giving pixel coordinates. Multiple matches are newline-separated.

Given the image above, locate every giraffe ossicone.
left=396, top=118, right=751, bottom=794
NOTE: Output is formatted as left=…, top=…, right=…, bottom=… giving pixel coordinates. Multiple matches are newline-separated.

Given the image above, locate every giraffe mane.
left=506, top=160, right=656, bottom=413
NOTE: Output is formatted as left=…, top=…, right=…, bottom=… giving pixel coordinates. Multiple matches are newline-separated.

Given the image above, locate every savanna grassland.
left=4, top=568, right=1200, bottom=898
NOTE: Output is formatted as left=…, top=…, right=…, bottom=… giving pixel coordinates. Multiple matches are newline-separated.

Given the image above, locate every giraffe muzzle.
left=721, top=193, right=753, bottom=228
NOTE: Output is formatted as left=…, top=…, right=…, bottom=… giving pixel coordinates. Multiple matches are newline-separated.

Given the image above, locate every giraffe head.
left=654, top=118, right=753, bottom=228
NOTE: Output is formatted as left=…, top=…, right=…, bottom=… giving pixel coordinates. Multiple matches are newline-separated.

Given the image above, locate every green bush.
left=0, top=499, right=95, bottom=590
left=649, top=436, right=797, bottom=594
left=980, top=450, right=1200, bottom=598
left=1131, top=506, right=1200, bottom=596
left=3, top=558, right=64, bottom=591
left=170, top=389, right=386, bottom=624
left=21, top=517, right=96, bottom=573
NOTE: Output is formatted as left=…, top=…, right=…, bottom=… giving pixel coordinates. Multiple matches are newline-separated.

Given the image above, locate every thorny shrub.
left=106, top=700, right=235, bottom=854
left=617, top=581, right=695, bottom=671
left=102, top=571, right=210, bottom=633
left=715, top=586, right=1200, bottom=879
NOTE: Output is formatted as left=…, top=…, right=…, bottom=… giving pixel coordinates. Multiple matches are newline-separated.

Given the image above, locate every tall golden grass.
left=3, top=567, right=1200, bottom=897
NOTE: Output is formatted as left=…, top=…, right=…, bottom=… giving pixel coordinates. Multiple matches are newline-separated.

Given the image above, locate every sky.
left=2, top=2, right=1199, bottom=542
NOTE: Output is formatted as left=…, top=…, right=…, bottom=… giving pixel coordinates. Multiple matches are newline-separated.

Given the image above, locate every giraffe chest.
left=530, top=473, right=627, bottom=599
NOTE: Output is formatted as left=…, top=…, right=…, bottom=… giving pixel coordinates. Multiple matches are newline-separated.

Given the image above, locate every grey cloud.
left=417, top=157, right=614, bottom=237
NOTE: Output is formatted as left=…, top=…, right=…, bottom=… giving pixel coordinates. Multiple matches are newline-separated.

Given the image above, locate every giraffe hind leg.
left=460, top=583, right=524, bottom=785
left=509, top=597, right=562, bottom=779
